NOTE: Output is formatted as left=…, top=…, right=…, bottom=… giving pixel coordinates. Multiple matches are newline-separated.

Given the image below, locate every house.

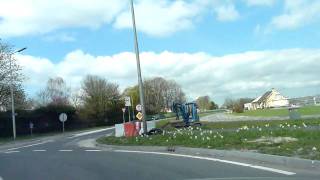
left=249, top=88, right=289, bottom=110
left=245, top=96, right=261, bottom=110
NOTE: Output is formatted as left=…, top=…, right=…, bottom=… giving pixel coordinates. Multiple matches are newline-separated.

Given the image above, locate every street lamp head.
left=15, top=47, right=27, bottom=53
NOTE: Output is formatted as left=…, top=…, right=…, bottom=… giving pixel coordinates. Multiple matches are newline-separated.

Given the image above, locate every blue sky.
left=1, top=0, right=320, bottom=104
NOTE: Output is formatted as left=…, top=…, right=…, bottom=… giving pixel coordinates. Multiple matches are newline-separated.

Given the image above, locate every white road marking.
left=69, top=127, right=115, bottom=138
left=114, top=150, right=296, bottom=176
left=0, top=175, right=3, bottom=180
left=59, top=150, right=73, bottom=152
left=6, top=140, right=53, bottom=151
left=33, top=150, right=46, bottom=152
left=85, top=149, right=102, bottom=152
left=4, top=151, right=20, bottom=154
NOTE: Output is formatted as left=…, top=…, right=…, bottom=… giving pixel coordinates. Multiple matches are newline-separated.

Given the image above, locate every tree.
left=223, top=98, right=235, bottom=110
left=37, top=77, right=70, bottom=106
left=0, top=40, right=26, bottom=110
left=196, top=96, right=211, bottom=112
left=223, top=97, right=254, bottom=113
left=209, top=101, right=218, bottom=110
left=80, top=75, right=121, bottom=125
left=143, top=77, right=186, bottom=114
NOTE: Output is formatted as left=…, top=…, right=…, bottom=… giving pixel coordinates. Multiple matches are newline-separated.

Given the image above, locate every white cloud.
left=269, top=0, right=320, bottom=30
left=214, top=4, right=240, bottom=21
left=114, top=0, right=201, bottom=37
left=0, top=0, right=126, bottom=37
left=42, top=33, right=76, bottom=42
left=0, top=0, right=242, bottom=38
left=245, top=0, right=275, bottom=6
left=17, top=49, right=320, bottom=104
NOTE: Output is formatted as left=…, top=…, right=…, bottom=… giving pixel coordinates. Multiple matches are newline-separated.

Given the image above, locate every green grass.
left=98, top=118, right=320, bottom=160
left=235, top=105, right=320, bottom=117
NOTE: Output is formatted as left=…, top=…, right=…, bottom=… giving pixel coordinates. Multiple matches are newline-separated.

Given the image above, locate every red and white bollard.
left=135, top=121, right=141, bottom=135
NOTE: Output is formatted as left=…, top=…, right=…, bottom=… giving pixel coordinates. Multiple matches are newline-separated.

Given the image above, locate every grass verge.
left=98, top=118, right=320, bottom=160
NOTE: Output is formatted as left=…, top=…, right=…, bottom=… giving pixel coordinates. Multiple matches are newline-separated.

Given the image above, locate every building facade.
left=249, top=88, right=289, bottom=110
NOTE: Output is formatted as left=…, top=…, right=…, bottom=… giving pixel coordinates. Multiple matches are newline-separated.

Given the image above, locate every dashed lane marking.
left=114, top=150, right=296, bottom=176
left=59, top=150, right=73, bottom=152
left=85, top=149, right=102, bottom=152
left=4, top=151, right=20, bottom=154
left=33, top=150, right=46, bottom=152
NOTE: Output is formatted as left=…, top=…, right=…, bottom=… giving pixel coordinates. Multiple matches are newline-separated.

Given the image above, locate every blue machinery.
left=172, top=102, right=200, bottom=127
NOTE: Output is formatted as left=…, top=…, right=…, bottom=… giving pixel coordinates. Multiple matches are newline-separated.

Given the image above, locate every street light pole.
left=9, top=47, right=27, bottom=140
left=129, top=0, right=147, bottom=134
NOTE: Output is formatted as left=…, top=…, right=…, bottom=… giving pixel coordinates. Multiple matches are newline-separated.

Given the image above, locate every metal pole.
left=131, top=96, right=134, bottom=121
left=128, top=106, right=131, bottom=122
left=130, top=0, right=147, bottom=134
left=9, top=54, right=16, bottom=140
left=8, top=47, right=26, bottom=140
left=122, top=110, right=125, bottom=124
left=62, top=121, right=65, bottom=133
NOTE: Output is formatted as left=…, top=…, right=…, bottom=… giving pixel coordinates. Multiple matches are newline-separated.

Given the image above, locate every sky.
left=1, top=0, right=320, bottom=105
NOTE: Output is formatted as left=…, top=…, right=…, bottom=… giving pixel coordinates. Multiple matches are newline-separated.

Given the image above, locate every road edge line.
left=114, top=150, right=296, bottom=176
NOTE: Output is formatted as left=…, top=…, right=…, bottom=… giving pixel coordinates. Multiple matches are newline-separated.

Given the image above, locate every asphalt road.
left=0, top=128, right=318, bottom=180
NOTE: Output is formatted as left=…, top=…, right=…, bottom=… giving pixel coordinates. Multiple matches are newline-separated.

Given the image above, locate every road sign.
left=29, top=122, right=34, bottom=129
left=29, top=122, right=34, bottom=136
left=122, top=108, right=126, bottom=113
left=59, top=113, right=67, bottom=133
left=136, top=112, right=143, bottom=120
left=136, top=104, right=142, bottom=111
left=125, top=96, right=131, bottom=106
left=59, top=113, right=68, bottom=122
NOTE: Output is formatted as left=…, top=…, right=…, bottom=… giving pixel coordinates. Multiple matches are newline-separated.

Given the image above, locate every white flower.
left=259, top=128, right=262, bottom=131
left=214, top=135, right=217, bottom=138
left=207, top=137, right=210, bottom=140
left=195, top=136, right=197, bottom=139
left=312, top=147, right=317, bottom=151
left=302, top=123, right=307, bottom=128
left=166, top=139, right=169, bottom=142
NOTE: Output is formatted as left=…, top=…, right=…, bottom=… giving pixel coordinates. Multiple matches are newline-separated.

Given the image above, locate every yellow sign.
left=136, top=112, right=143, bottom=120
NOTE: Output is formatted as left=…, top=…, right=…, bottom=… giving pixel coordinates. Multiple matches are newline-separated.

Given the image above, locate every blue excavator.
left=170, top=102, right=201, bottom=128
left=147, top=102, right=201, bottom=135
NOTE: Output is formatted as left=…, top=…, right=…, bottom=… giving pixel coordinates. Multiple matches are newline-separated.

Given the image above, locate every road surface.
left=0, top=128, right=318, bottom=180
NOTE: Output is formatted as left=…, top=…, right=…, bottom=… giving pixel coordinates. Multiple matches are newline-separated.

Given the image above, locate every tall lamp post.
left=9, top=47, right=27, bottom=140
left=129, top=0, right=147, bottom=134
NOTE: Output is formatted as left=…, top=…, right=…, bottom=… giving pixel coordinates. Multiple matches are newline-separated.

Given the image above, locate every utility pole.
left=130, top=0, right=147, bottom=134
left=9, top=47, right=27, bottom=140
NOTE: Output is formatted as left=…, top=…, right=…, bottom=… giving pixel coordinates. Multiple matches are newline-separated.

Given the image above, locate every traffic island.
left=97, top=118, right=320, bottom=161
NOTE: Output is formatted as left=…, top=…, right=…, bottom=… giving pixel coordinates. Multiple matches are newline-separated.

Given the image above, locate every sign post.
left=122, top=108, right=126, bottom=124
left=59, top=113, right=67, bottom=133
left=29, top=122, right=34, bottom=136
left=125, top=96, right=131, bottom=122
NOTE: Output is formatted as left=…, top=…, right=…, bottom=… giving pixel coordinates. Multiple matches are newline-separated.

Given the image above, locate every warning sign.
left=136, top=112, right=143, bottom=121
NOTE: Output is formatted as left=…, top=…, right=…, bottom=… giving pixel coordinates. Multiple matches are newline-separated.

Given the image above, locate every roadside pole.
left=128, top=106, right=131, bottom=122
left=122, top=108, right=126, bottom=124
left=130, top=0, right=147, bottom=134
left=131, top=96, right=134, bottom=121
